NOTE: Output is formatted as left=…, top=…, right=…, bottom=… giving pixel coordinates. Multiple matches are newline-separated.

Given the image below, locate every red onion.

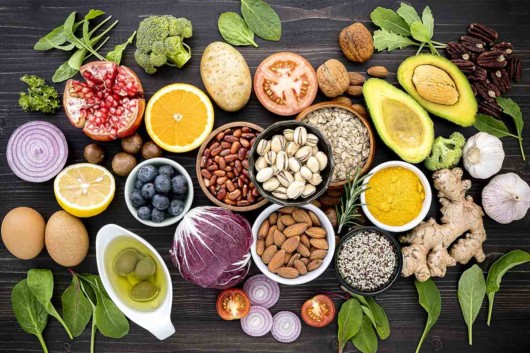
left=241, top=306, right=272, bottom=337
left=7, top=121, right=68, bottom=183
left=271, top=311, right=301, bottom=343
left=243, top=274, right=280, bottom=309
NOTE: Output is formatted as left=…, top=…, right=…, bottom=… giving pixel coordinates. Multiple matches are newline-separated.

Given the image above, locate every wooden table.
left=1, top=0, right=529, bottom=352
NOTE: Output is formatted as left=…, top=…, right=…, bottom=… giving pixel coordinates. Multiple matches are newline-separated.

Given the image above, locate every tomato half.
left=254, top=52, right=318, bottom=116
left=216, top=289, right=251, bottom=320
left=301, top=295, right=336, bottom=327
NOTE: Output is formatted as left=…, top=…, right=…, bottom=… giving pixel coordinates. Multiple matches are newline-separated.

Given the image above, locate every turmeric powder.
left=365, top=166, right=425, bottom=226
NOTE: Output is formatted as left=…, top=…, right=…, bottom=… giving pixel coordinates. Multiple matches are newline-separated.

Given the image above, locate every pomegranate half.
left=64, top=61, right=145, bottom=141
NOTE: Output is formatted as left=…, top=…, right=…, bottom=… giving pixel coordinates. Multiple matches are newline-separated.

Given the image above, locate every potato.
left=200, top=42, right=251, bottom=112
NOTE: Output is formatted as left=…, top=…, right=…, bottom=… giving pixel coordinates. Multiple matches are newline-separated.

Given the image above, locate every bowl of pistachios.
left=248, top=121, right=334, bottom=206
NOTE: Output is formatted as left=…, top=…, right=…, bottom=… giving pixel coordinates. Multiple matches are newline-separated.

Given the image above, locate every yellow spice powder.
left=365, top=166, right=425, bottom=226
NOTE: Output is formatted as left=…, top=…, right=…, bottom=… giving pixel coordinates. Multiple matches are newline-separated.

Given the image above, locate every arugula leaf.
left=106, top=31, right=137, bottom=64
left=397, top=3, right=421, bottom=26
left=370, top=7, right=411, bottom=36
left=410, top=22, right=432, bottom=43
left=218, top=12, right=258, bottom=47
left=373, top=29, right=418, bottom=51
left=62, top=275, right=93, bottom=337
left=84, top=9, right=105, bottom=20
left=241, top=0, right=281, bottom=41
left=473, top=113, right=516, bottom=138
left=422, top=6, right=435, bottom=38
left=52, top=61, right=79, bottom=82
left=458, top=264, right=486, bottom=346
left=415, top=279, right=441, bottom=353
left=338, top=298, right=363, bottom=353
left=351, top=315, right=378, bottom=353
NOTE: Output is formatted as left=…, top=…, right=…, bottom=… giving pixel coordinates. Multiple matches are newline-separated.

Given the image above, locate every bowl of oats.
left=296, top=102, right=375, bottom=189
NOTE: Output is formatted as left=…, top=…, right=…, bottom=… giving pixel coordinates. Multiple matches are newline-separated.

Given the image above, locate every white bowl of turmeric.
left=361, top=161, right=432, bottom=233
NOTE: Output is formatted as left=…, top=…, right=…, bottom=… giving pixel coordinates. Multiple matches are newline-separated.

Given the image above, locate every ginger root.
left=400, top=168, right=486, bottom=282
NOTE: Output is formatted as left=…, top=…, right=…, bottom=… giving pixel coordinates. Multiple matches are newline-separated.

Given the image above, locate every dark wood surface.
left=1, top=0, right=529, bottom=352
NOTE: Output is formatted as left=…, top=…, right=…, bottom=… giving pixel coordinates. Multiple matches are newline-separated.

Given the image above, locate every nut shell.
left=317, top=59, right=350, bottom=98
left=339, top=23, right=374, bottom=63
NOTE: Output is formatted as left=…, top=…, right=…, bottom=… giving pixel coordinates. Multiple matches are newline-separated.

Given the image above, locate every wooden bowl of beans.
left=196, top=122, right=268, bottom=212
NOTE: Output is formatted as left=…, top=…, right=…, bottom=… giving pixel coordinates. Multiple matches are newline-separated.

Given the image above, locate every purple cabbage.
left=169, top=206, right=252, bottom=289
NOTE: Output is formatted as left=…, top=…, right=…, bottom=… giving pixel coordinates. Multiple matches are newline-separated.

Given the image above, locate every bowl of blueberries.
left=125, top=157, right=193, bottom=227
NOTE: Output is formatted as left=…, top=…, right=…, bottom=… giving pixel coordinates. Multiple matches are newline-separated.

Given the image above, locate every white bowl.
left=360, top=161, right=432, bottom=232
left=125, top=157, right=193, bottom=227
left=96, top=224, right=175, bottom=340
left=250, top=204, right=335, bottom=285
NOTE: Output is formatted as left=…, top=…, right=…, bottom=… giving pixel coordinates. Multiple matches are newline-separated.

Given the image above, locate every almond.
left=310, top=238, right=329, bottom=250
left=277, top=218, right=285, bottom=231
left=297, top=243, right=310, bottom=258
left=280, top=215, right=296, bottom=226
left=300, top=234, right=311, bottom=249
left=294, top=260, right=308, bottom=275
left=284, top=223, right=308, bottom=238
left=292, top=209, right=312, bottom=226
left=256, top=239, right=265, bottom=256
left=367, top=65, right=388, bottom=78
left=346, top=85, right=363, bottom=97
left=273, top=230, right=286, bottom=247
left=287, top=253, right=301, bottom=267
left=348, top=72, right=366, bottom=86
left=307, top=259, right=323, bottom=272
left=300, top=257, right=310, bottom=265
left=261, top=245, right=277, bottom=264
left=281, top=236, right=300, bottom=253
left=276, top=267, right=299, bottom=279
left=268, top=250, right=286, bottom=273
left=284, top=252, right=293, bottom=265
left=265, top=225, right=277, bottom=247
left=278, top=206, right=297, bottom=214
left=311, top=200, right=322, bottom=208
left=258, top=220, right=269, bottom=239
left=308, top=211, right=321, bottom=226
left=268, top=212, right=278, bottom=225
left=310, top=249, right=328, bottom=261
left=351, top=104, right=368, bottom=119
left=306, top=227, right=327, bottom=239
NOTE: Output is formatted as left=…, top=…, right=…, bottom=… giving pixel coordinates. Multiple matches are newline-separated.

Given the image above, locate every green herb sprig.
left=18, top=75, right=60, bottom=113
left=336, top=167, right=371, bottom=234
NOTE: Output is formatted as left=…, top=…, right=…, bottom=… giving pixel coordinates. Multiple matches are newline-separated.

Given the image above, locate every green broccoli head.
left=150, top=52, right=167, bottom=67
left=424, top=132, right=466, bottom=171
left=136, top=16, right=169, bottom=52
left=166, top=16, right=193, bottom=38
left=134, top=49, right=157, bottom=74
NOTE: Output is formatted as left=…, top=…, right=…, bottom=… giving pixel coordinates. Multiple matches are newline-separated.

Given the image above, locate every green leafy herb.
left=373, top=29, right=418, bottom=51
left=241, top=0, right=281, bottom=41
left=336, top=167, right=371, bottom=234
left=351, top=294, right=390, bottom=340
left=473, top=113, right=514, bottom=137
left=396, top=3, right=421, bottom=26
left=496, top=97, right=526, bottom=160
left=422, top=7, right=434, bottom=38
left=351, top=315, right=378, bottom=353
left=62, top=275, right=93, bottom=337
left=18, top=75, right=60, bottom=113
left=458, top=264, right=486, bottom=345
left=371, top=7, right=411, bottom=36
left=338, top=298, right=363, bottom=353
left=486, top=250, right=530, bottom=325
left=218, top=12, right=258, bottom=47
left=11, top=279, right=49, bottom=353
left=106, top=31, right=137, bottom=64
left=414, top=279, right=441, bottom=353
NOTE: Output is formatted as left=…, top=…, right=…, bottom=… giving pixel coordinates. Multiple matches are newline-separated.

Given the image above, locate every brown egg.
left=1, top=207, right=45, bottom=259
left=45, top=210, right=89, bottom=267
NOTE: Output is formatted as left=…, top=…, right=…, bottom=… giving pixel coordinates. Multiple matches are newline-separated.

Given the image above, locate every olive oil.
left=104, top=236, right=167, bottom=311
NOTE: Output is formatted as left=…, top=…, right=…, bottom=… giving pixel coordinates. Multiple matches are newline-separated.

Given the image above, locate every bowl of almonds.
left=251, top=204, right=336, bottom=285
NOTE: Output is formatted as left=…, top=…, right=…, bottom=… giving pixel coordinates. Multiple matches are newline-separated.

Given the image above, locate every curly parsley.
left=19, top=75, right=60, bottom=114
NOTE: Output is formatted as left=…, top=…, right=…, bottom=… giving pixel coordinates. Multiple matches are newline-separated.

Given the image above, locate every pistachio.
left=276, top=151, right=288, bottom=171
left=315, top=151, right=328, bottom=171
left=294, top=171, right=304, bottom=182
left=309, top=173, right=323, bottom=186
left=311, top=146, right=319, bottom=156
left=277, top=170, right=294, bottom=187
left=300, top=166, right=313, bottom=180
left=283, top=129, right=295, bottom=142
left=271, top=135, right=287, bottom=153
left=271, top=165, right=279, bottom=176
left=256, top=167, right=274, bottom=182
left=264, top=150, right=276, bottom=165
left=263, top=177, right=280, bottom=191
left=255, top=156, right=268, bottom=171
left=294, top=126, right=308, bottom=146
left=285, top=142, right=300, bottom=157
left=295, top=146, right=312, bottom=163
left=302, top=184, right=316, bottom=198
left=272, top=186, right=288, bottom=200
left=306, top=156, right=320, bottom=173
left=306, top=134, right=319, bottom=147
left=257, top=139, right=271, bottom=156
left=287, top=181, right=305, bottom=199
left=288, top=157, right=301, bottom=172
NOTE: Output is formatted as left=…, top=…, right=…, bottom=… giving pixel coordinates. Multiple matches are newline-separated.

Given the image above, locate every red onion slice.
left=7, top=121, right=68, bottom=183
left=241, top=306, right=273, bottom=337
left=243, top=274, right=280, bottom=308
left=271, top=311, right=301, bottom=343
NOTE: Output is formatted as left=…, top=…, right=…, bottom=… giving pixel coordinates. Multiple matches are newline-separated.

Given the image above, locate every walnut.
left=317, top=59, right=349, bottom=98
left=412, top=65, right=459, bottom=105
left=339, top=23, right=374, bottom=63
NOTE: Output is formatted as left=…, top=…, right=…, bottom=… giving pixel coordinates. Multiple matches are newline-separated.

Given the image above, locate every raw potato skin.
left=400, top=168, right=486, bottom=281
left=45, top=210, right=89, bottom=267
left=200, top=42, right=251, bottom=112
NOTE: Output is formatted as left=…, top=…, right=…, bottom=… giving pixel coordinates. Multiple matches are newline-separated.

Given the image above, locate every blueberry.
left=137, top=206, right=152, bottom=220
left=152, top=194, right=169, bottom=210
left=173, top=192, right=186, bottom=201
left=134, top=179, right=144, bottom=189
left=141, top=183, right=156, bottom=199
left=158, top=165, right=175, bottom=178
left=154, top=174, right=171, bottom=193
left=151, top=208, right=165, bottom=223
left=137, top=165, right=157, bottom=182
left=168, top=200, right=185, bottom=216
left=130, top=189, right=146, bottom=208
left=171, top=175, right=188, bottom=195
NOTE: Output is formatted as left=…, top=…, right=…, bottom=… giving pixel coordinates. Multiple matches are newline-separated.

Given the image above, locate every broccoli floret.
left=164, top=36, right=191, bottom=68
left=150, top=52, right=167, bottom=67
left=18, top=75, right=60, bottom=113
left=424, top=132, right=466, bottom=171
left=151, top=40, right=166, bottom=55
left=136, top=16, right=169, bottom=52
left=134, top=49, right=157, bottom=74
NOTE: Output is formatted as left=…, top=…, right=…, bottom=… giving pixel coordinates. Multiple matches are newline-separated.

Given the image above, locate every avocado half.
left=397, top=54, right=478, bottom=127
left=363, top=78, right=434, bottom=163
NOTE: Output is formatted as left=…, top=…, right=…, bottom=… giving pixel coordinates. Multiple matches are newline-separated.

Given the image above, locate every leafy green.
left=422, top=7, right=434, bottom=38
left=496, top=97, right=526, bottom=160
left=410, top=22, right=431, bottom=43
left=218, top=12, right=258, bottom=47
left=241, top=0, right=281, bottom=41
left=370, top=7, right=410, bottom=36
left=62, top=275, right=93, bottom=337
left=11, top=279, right=49, bottom=353
left=351, top=294, right=390, bottom=340
left=106, top=31, right=137, bottom=64
left=351, top=315, right=378, bottom=353
left=338, top=298, right=363, bottom=353
left=486, top=250, right=530, bottom=325
left=18, top=75, right=60, bottom=113
left=373, top=29, right=418, bottom=51
left=458, top=264, right=486, bottom=345
left=396, top=3, right=421, bottom=26
left=473, top=113, right=515, bottom=138
left=414, top=279, right=441, bottom=353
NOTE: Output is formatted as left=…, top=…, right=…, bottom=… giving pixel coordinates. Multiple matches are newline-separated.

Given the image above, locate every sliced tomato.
left=301, top=295, right=336, bottom=328
left=254, top=52, right=318, bottom=116
left=216, top=289, right=251, bottom=320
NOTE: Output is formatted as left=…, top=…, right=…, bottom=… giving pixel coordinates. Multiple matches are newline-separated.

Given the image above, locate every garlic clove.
left=482, top=172, right=530, bottom=224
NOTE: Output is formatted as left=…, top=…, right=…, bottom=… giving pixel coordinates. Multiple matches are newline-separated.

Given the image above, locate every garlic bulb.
left=482, top=173, right=530, bottom=224
left=463, top=132, right=505, bottom=179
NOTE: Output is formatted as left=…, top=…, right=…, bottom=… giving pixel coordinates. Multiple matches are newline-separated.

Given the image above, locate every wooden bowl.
left=196, top=122, right=268, bottom=212
left=296, top=101, right=376, bottom=190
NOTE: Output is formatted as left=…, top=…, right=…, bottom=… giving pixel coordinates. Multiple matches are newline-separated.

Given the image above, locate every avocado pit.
left=412, top=65, right=459, bottom=106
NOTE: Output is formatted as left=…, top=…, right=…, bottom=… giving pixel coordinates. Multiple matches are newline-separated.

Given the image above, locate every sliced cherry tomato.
left=301, top=294, right=336, bottom=328
left=254, top=52, right=318, bottom=116
left=216, top=289, right=251, bottom=320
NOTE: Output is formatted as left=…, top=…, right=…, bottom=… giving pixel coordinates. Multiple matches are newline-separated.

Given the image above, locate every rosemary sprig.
left=336, top=167, right=371, bottom=234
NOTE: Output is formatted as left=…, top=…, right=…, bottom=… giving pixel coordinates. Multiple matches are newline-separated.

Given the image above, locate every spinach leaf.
left=397, top=3, right=421, bottom=26
left=338, top=298, right=363, bottom=353
left=415, top=279, right=441, bottom=353
left=78, top=277, right=98, bottom=353
left=351, top=315, right=378, bottom=353
left=218, top=12, right=258, bottom=47
left=486, top=250, right=530, bottom=325
left=370, top=7, right=411, bottom=36
left=27, top=269, right=73, bottom=339
left=458, top=264, right=486, bottom=345
left=473, top=113, right=517, bottom=138
left=410, top=22, right=432, bottom=43
left=373, top=29, right=418, bottom=52
left=62, top=275, right=93, bottom=337
left=241, top=0, right=281, bottom=41
left=11, top=279, right=49, bottom=353
left=106, top=31, right=137, bottom=64
left=352, top=294, right=390, bottom=340
left=422, top=7, right=434, bottom=38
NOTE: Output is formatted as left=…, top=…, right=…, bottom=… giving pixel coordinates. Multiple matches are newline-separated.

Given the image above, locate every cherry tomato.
left=301, top=294, right=336, bottom=327
left=254, top=52, right=318, bottom=116
left=216, top=289, right=251, bottom=320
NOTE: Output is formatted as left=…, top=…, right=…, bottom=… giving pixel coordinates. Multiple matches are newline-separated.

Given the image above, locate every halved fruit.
left=363, top=78, right=434, bottom=163
left=301, top=295, right=336, bottom=328
left=216, top=289, right=251, bottom=320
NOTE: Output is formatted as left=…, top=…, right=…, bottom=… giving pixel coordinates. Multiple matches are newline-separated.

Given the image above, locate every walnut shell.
left=317, top=59, right=350, bottom=98
left=339, top=23, right=374, bottom=63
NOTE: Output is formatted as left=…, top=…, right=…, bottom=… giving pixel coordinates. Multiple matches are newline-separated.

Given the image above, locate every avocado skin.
left=397, top=54, right=477, bottom=127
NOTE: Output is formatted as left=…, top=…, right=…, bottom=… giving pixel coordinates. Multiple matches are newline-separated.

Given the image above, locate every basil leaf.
left=53, top=61, right=78, bottom=82
left=106, top=31, right=137, bottom=64
left=458, top=264, right=486, bottom=346
left=351, top=315, right=378, bottom=353
left=397, top=3, right=421, bottom=26
left=241, top=0, right=281, bottom=41
left=486, top=250, right=530, bottom=325
left=473, top=113, right=517, bottom=138
left=410, top=21, right=431, bottom=43
left=373, top=29, right=418, bottom=52
left=422, top=6, right=435, bottom=38
left=338, top=298, right=363, bottom=353
left=415, top=279, right=441, bottom=353
left=370, top=7, right=411, bottom=36
left=62, top=275, right=93, bottom=337
left=218, top=12, right=258, bottom=47
left=496, top=97, right=524, bottom=135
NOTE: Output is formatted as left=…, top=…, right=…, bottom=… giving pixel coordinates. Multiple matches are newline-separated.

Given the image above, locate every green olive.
left=113, top=248, right=139, bottom=276
left=134, top=256, right=156, bottom=280
left=129, top=281, right=159, bottom=302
